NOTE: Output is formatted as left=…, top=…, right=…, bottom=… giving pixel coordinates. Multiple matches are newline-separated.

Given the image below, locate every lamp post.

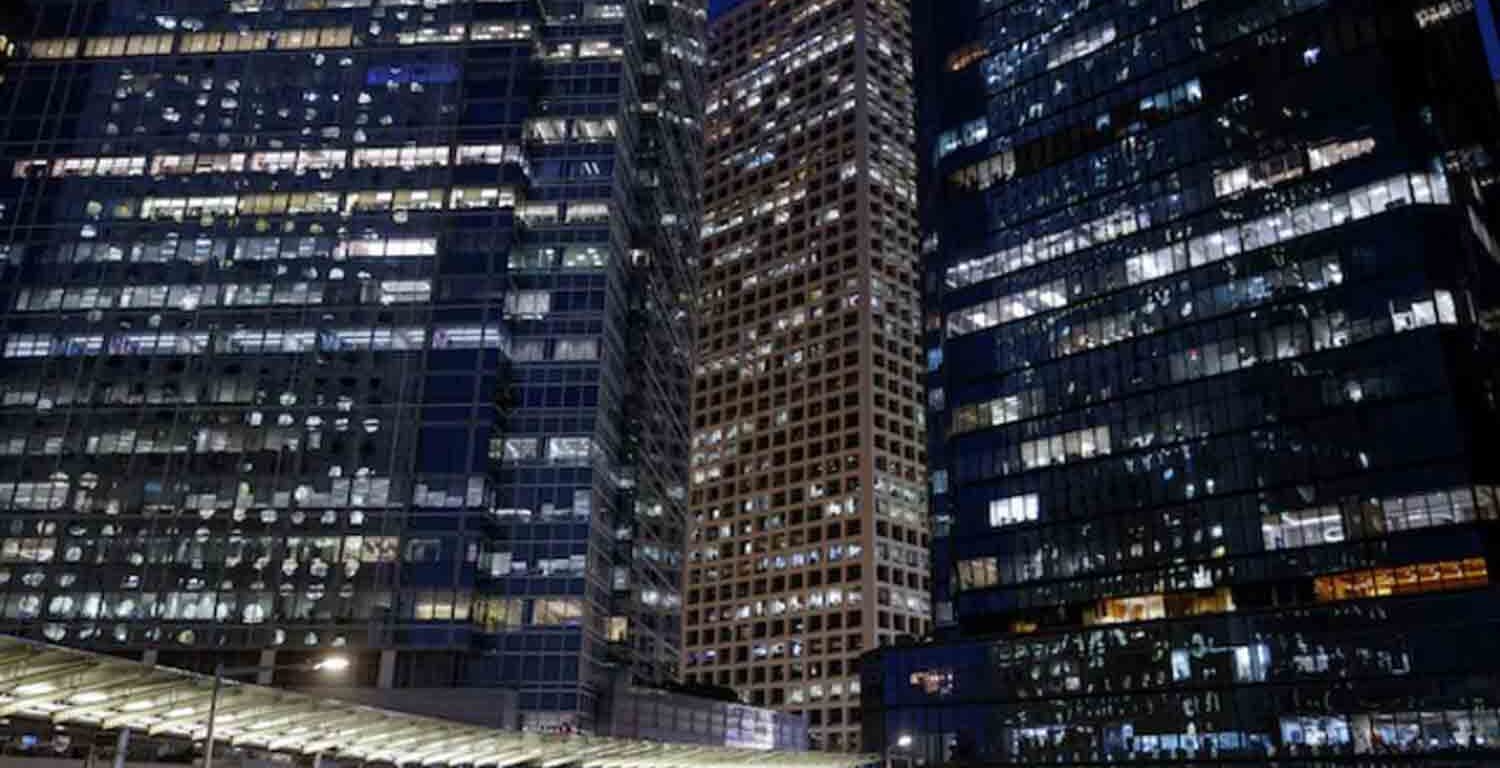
left=884, top=733, right=913, bottom=768
left=202, top=656, right=350, bottom=768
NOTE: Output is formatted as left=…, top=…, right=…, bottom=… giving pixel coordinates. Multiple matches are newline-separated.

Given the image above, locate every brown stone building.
left=683, top=0, right=927, bottom=751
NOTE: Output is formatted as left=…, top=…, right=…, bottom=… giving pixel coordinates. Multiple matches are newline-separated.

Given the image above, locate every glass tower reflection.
left=865, top=0, right=1500, bottom=764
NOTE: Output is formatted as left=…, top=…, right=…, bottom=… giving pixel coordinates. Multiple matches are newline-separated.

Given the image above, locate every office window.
left=554, top=339, right=599, bottom=361
left=547, top=437, right=593, bottom=464
left=1314, top=559, right=1489, bottom=602
left=956, top=557, right=999, bottom=591
left=532, top=598, right=584, bottom=626
left=988, top=494, right=1039, bottom=528
left=476, top=597, right=524, bottom=631
left=502, top=438, right=538, bottom=462
left=505, top=291, right=551, bottom=318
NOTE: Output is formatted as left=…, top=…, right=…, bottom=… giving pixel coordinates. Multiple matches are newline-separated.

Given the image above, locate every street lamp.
left=202, top=656, right=350, bottom=768
left=884, top=733, right=915, bottom=768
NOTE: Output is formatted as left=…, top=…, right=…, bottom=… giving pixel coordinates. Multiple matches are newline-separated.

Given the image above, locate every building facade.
left=864, top=0, right=1500, bottom=765
left=601, top=676, right=811, bottom=750
left=0, top=0, right=703, bottom=734
left=684, top=0, right=925, bottom=751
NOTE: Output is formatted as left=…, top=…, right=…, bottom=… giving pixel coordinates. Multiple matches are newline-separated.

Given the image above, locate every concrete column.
left=256, top=649, right=276, bottom=685
left=141, top=650, right=158, bottom=666
left=377, top=650, right=396, bottom=689
left=112, top=728, right=130, bottom=768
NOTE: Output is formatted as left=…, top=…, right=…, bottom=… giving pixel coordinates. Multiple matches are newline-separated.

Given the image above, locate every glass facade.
left=865, top=0, right=1500, bottom=764
left=0, top=0, right=703, bottom=732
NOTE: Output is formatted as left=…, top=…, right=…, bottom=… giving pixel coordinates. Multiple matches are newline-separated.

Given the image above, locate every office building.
left=685, top=0, right=926, bottom=751
left=601, top=676, right=811, bottom=750
left=864, top=0, right=1500, bottom=764
left=0, top=0, right=703, bottom=735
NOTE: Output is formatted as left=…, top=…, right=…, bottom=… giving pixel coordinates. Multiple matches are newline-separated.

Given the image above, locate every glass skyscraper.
left=0, top=0, right=702, bottom=733
left=866, top=0, right=1500, bottom=764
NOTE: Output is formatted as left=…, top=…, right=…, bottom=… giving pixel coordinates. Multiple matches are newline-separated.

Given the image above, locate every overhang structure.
left=0, top=637, right=875, bottom=768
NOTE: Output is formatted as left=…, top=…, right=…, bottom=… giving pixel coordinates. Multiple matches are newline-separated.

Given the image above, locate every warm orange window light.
left=1314, top=558, right=1489, bottom=602
left=945, top=42, right=989, bottom=72
left=1085, top=588, right=1236, bottom=626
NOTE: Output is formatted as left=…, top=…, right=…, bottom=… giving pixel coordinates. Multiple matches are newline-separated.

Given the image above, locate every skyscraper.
left=684, top=0, right=925, bottom=751
left=0, top=0, right=702, bottom=734
left=864, top=0, right=1500, bottom=764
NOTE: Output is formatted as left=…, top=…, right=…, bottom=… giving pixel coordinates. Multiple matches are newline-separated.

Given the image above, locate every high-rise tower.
left=0, top=0, right=703, bottom=734
left=865, top=0, right=1500, bottom=764
left=685, top=0, right=925, bottom=751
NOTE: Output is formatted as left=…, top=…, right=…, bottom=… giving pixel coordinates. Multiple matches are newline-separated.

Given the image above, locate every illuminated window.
left=1087, top=588, right=1235, bottom=626
left=28, top=39, right=80, bottom=59
left=956, top=557, right=999, bottom=591
left=577, top=40, right=623, bottom=58
left=946, top=41, right=988, bottom=71
left=1021, top=426, right=1111, bottom=469
left=125, top=35, right=174, bottom=55
left=988, top=493, right=1039, bottom=528
left=52, top=157, right=99, bottom=177
left=95, top=157, right=146, bottom=177
left=567, top=118, right=615, bottom=141
left=565, top=202, right=609, bottom=223
left=531, top=598, right=583, bottom=626
left=950, top=390, right=1038, bottom=434
left=1314, top=559, right=1489, bottom=602
left=1262, top=507, right=1345, bottom=550
left=344, top=189, right=443, bottom=212
left=560, top=246, right=607, bottom=270
left=517, top=203, right=559, bottom=225
left=11, top=159, right=47, bottom=178
left=908, top=669, right=954, bottom=696
left=501, top=438, right=538, bottom=462
left=469, top=21, right=534, bottom=41
left=476, top=598, right=524, bottom=631
left=252, top=150, right=298, bottom=173
left=351, top=146, right=449, bottom=169
left=554, top=338, right=599, bottom=361
left=504, top=291, right=551, bottom=318
left=456, top=144, right=522, bottom=165
left=195, top=154, right=247, bottom=174
left=141, top=196, right=239, bottom=221
left=524, top=119, right=568, bottom=143
left=180, top=32, right=224, bottom=53
left=275, top=27, right=352, bottom=49
left=449, top=187, right=516, bottom=209
left=83, top=36, right=125, bottom=57
left=607, top=616, right=629, bottom=642
left=431, top=326, right=505, bottom=349
left=222, top=31, right=272, bottom=52
left=413, top=590, right=470, bottom=621
left=298, top=149, right=347, bottom=172
left=1045, top=21, right=1115, bottom=69
left=398, top=24, right=465, bottom=45
left=546, top=437, right=593, bottom=464
left=334, top=237, right=437, bottom=259
left=947, top=279, right=1067, bottom=336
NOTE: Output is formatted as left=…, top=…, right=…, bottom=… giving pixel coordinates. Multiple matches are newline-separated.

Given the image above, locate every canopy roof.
left=0, top=636, right=874, bottom=768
